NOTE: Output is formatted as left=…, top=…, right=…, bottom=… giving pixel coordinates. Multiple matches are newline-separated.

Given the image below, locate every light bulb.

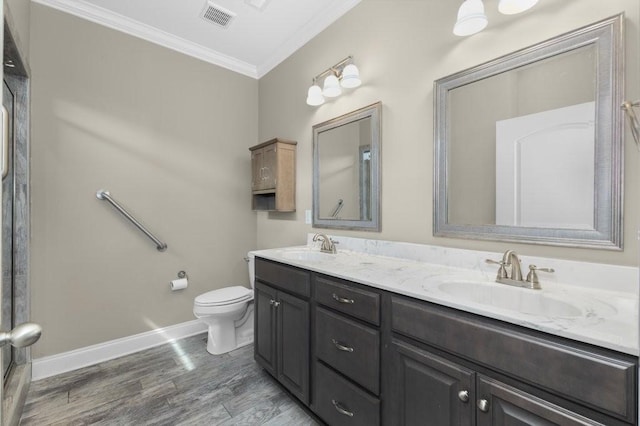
left=340, top=64, right=361, bottom=88
left=306, top=84, right=324, bottom=106
left=323, top=74, right=342, bottom=98
left=453, top=0, right=488, bottom=37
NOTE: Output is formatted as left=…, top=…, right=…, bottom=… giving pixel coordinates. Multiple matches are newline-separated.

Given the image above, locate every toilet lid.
left=195, top=286, right=253, bottom=306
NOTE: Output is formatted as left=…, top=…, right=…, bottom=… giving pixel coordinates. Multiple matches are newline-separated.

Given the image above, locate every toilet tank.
left=247, top=253, right=256, bottom=289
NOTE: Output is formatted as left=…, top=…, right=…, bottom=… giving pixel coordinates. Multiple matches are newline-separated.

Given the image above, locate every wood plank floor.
left=20, top=334, right=321, bottom=425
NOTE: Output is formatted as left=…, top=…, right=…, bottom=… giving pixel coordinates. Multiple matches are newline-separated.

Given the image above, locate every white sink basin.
left=280, top=249, right=335, bottom=262
left=437, top=280, right=584, bottom=317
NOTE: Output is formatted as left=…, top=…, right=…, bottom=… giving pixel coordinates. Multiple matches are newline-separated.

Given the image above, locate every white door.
left=495, top=102, right=596, bottom=230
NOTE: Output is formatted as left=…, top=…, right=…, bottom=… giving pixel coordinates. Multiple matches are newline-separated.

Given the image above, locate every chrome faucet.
left=502, top=250, right=523, bottom=281
left=313, top=233, right=337, bottom=254
left=486, top=250, right=554, bottom=290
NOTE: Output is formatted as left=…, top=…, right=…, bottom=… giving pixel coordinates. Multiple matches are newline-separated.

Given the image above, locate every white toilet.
left=193, top=254, right=255, bottom=355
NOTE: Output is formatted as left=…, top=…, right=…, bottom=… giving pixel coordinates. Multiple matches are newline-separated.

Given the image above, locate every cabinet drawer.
left=255, top=258, right=310, bottom=298
left=314, top=275, right=380, bottom=325
left=391, top=296, right=637, bottom=423
left=314, top=361, right=380, bottom=426
left=315, top=307, right=380, bottom=395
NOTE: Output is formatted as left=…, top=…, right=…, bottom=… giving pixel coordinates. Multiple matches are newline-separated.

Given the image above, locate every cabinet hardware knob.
left=332, top=293, right=354, bottom=304
left=331, top=339, right=354, bottom=353
left=477, top=399, right=490, bottom=413
left=273, top=301, right=280, bottom=308
left=458, top=390, right=469, bottom=402
left=331, top=399, right=354, bottom=417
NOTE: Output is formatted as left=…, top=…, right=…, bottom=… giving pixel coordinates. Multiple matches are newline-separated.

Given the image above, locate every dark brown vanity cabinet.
left=388, top=295, right=638, bottom=426
left=254, top=259, right=310, bottom=404
left=387, top=338, right=475, bottom=425
left=253, top=258, right=638, bottom=426
left=387, top=338, right=616, bottom=425
left=311, top=275, right=382, bottom=426
left=475, top=375, right=610, bottom=426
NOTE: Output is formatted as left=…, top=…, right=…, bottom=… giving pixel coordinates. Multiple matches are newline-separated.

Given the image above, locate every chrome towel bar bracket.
left=96, top=189, right=168, bottom=252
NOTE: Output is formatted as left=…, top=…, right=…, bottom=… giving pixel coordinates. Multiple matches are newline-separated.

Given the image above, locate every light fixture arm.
left=622, top=101, right=640, bottom=150
left=312, top=56, right=354, bottom=83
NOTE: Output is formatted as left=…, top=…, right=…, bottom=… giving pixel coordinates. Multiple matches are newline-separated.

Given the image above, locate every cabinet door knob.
left=331, top=399, right=354, bottom=417
left=331, top=339, right=354, bottom=353
left=332, top=293, right=354, bottom=304
left=477, top=399, right=490, bottom=413
left=273, top=301, right=280, bottom=308
left=458, top=390, right=469, bottom=402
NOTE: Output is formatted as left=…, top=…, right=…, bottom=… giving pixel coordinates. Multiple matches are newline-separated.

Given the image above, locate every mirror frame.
left=313, top=102, right=382, bottom=231
left=433, top=15, right=624, bottom=249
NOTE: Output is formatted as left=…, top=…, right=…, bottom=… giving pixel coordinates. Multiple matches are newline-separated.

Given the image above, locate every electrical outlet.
left=305, top=210, right=312, bottom=224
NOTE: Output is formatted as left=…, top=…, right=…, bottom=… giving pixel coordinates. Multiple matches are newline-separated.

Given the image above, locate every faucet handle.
left=485, top=259, right=508, bottom=279
left=526, top=264, right=555, bottom=287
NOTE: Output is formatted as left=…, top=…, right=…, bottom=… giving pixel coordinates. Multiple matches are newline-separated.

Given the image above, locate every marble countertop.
left=251, top=239, right=638, bottom=356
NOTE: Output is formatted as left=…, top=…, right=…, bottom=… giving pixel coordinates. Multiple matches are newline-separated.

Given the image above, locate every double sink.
left=275, top=247, right=616, bottom=320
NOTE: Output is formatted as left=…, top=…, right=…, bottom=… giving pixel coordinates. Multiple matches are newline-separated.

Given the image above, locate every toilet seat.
left=195, top=286, right=253, bottom=307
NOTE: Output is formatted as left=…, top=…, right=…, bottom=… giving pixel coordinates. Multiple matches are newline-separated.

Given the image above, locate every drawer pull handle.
left=332, top=399, right=354, bottom=417
left=477, top=399, right=489, bottom=413
left=332, top=293, right=354, bottom=304
left=458, top=390, right=469, bottom=402
left=331, top=339, right=354, bottom=353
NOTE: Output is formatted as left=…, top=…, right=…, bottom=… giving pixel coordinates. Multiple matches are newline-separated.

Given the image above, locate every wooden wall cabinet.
left=249, top=138, right=296, bottom=211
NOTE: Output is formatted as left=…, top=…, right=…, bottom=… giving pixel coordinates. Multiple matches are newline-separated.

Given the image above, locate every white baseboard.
left=32, top=320, right=207, bottom=381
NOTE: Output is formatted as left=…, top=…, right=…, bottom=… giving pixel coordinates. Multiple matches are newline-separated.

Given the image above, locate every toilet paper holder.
left=177, top=270, right=188, bottom=279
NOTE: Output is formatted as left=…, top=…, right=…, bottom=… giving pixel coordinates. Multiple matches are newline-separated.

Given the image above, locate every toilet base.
left=203, top=303, right=254, bottom=355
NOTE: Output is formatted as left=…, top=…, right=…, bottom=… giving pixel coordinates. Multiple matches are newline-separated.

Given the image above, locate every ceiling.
left=32, top=0, right=362, bottom=78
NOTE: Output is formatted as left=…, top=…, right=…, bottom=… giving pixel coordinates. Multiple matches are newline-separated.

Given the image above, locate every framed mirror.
left=434, top=15, right=623, bottom=249
left=313, top=102, right=381, bottom=231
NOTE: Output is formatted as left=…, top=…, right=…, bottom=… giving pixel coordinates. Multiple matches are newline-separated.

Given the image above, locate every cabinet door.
left=262, top=143, right=277, bottom=190
left=277, top=290, right=310, bottom=404
left=254, top=282, right=277, bottom=375
left=476, top=375, right=604, bottom=426
left=251, top=148, right=265, bottom=191
left=386, top=339, right=474, bottom=426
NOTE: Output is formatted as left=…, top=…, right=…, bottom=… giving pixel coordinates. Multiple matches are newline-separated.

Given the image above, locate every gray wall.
left=5, top=0, right=30, bottom=61
left=257, top=0, right=640, bottom=266
left=29, top=4, right=258, bottom=357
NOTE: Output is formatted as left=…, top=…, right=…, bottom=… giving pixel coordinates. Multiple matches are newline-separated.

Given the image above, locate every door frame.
left=2, top=11, right=32, bottom=426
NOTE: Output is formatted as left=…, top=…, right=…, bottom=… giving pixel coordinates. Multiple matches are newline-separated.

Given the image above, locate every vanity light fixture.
left=454, top=0, right=538, bottom=36
left=306, top=56, right=362, bottom=106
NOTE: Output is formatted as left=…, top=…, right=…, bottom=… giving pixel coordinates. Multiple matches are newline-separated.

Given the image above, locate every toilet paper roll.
left=170, top=278, right=188, bottom=291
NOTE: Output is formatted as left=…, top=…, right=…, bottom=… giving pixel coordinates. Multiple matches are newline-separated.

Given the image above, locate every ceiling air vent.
left=201, top=2, right=236, bottom=28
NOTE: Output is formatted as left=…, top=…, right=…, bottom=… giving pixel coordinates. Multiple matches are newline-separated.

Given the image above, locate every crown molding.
left=255, top=0, right=362, bottom=78
left=32, top=0, right=259, bottom=78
